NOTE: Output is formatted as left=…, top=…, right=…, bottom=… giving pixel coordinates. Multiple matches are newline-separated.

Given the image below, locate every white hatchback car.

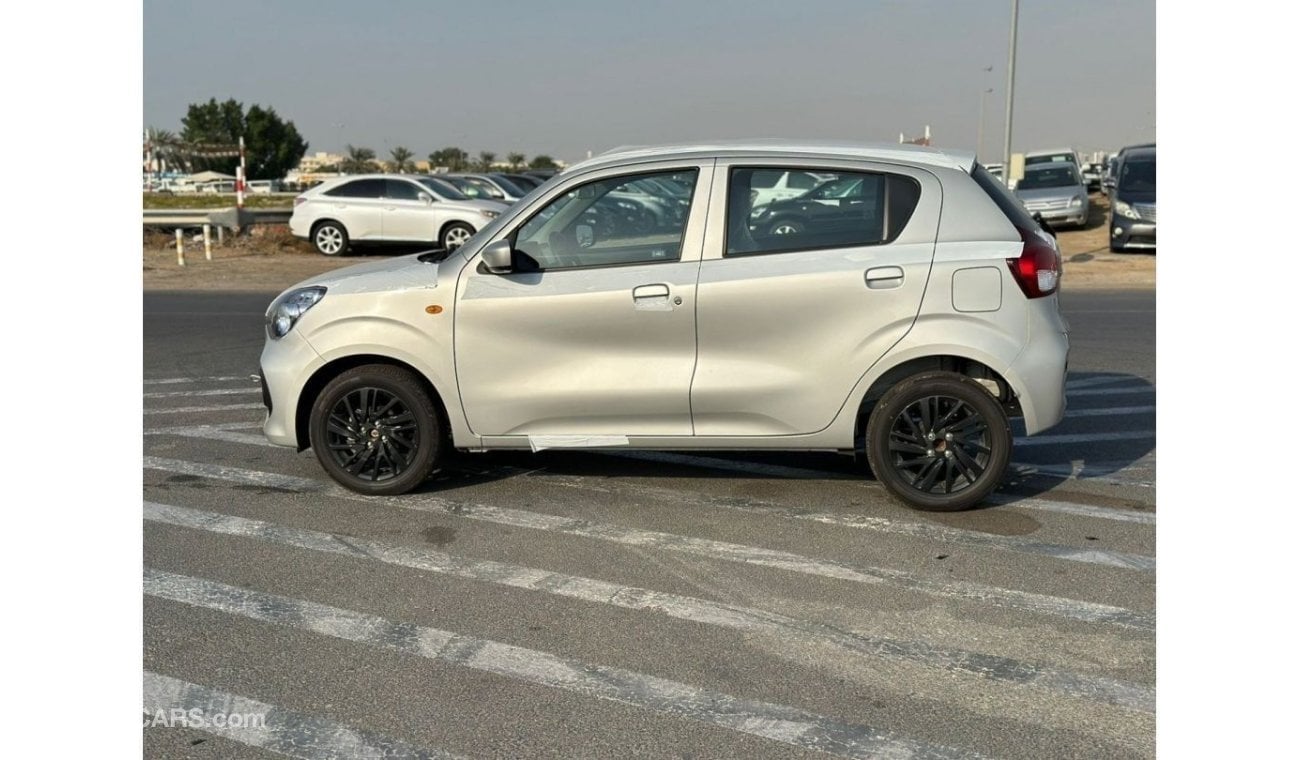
left=290, top=174, right=509, bottom=255
left=262, top=141, right=1069, bottom=511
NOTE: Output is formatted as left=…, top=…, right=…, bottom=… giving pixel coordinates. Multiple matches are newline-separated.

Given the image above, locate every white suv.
left=289, top=174, right=509, bottom=255
left=261, top=141, right=1069, bottom=511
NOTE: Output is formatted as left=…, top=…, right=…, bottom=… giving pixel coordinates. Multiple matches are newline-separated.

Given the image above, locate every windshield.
left=1017, top=166, right=1080, bottom=190
left=416, top=177, right=469, bottom=201
left=1025, top=153, right=1076, bottom=166
left=1118, top=158, right=1156, bottom=193
left=488, top=175, right=527, bottom=197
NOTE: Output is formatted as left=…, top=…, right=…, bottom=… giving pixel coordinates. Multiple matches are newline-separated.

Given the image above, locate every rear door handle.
left=865, top=266, right=904, bottom=289
left=632, top=283, right=671, bottom=299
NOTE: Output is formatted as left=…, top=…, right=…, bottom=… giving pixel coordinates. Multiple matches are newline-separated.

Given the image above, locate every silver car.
left=1014, top=164, right=1089, bottom=229
left=289, top=174, right=509, bottom=255
left=262, top=141, right=1069, bottom=511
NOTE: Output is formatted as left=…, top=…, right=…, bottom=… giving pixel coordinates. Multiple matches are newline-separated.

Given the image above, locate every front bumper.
left=1111, top=215, right=1156, bottom=250
left=259, top=329, right=324, bottom=448
left=1035, top=206, right=1088, bottom=228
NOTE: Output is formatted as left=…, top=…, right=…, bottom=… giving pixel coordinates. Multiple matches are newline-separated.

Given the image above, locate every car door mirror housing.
left=418, top=192, right=434, bottom=204
left=481, top=239, right=514, bottom=273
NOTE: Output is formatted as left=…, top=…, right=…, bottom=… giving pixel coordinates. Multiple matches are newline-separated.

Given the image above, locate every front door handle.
left=865, top=266, right=905, bottom=289
left=632, top=284, right=671, bottom=300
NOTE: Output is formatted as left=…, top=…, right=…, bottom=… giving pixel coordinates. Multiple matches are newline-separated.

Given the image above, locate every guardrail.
left=143, top=207, right=292, bottom=230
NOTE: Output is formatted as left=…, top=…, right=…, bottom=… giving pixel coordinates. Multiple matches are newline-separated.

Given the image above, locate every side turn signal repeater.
left=425, top=305, right=443, bottom=315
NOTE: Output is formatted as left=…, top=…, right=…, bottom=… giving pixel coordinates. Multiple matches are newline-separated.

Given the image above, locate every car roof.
left=1119, top=146, right=1156, bottom=161
left=1024, top=147, right=1077, bottom=157
left=565, top=140, right=976, bottom=174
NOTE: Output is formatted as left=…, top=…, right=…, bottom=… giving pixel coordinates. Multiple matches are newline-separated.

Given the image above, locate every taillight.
left=1007, top=225, right=1062, bottom=298
left=293, top=196, right=307, bottom=207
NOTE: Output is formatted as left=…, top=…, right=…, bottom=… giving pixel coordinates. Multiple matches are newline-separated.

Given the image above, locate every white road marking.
left=991, top=493, right=1156, bottom=524
left=143, top=388, right=260, bottom=399
left=1015, top=431, right=1154, bottom=446
left=1065, top=376, right=1153, bottom=390
left=142, top=458, right=1154, bottom=630
left=146, top=424, right=270, bottom=447
left=1067, top=386, right=1156, bottom=397
left=144, top=501, right=1155, bottom=711
left=143, top=671, right=464, bottom=759
left=144, top=402, right=265, bottom=416
left=145, top=569, right=994, bottom=759
left=1063, top=405, right=1155, bottom=418
left=144, top=376, right=252, bottom=385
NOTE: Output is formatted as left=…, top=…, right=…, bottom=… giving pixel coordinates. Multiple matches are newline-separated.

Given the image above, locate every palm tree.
left=506, top=152, right=526, bottom=171
left=389, top=146, right=415, bottom=173
left=144, top=127, right=187, bottom=174
left=341, top=144, right=378, bottom=174
left=477, top=151, right=497, bottom=172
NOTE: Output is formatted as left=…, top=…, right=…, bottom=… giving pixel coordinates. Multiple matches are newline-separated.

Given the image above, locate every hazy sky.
left=144, top=0, right=1154, bottom=164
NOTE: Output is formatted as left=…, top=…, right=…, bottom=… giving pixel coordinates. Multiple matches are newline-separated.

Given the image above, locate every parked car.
left=1107, top=145, right=1156, bottom=252
left=288, top=174, right=509, bottom=255
left=446, top=173, right=529, bottom=203
left=498, top=173, right=545, bottom=190
left=1013, top=163, right=1089, bottom=229
left=748, top=169, right=837, bottom=209
left=438, top=175, right=503, bottom=201
left=1079, top=163, right=1104, bottom=192
left=260, top=141, right=1068, bottom=511
left=1023, top=147, right=1082, bottom=168
left=1101, top=143, right=1153, bottom=193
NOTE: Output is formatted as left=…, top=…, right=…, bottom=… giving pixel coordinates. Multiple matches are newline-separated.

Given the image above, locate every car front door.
left=690, top=160, right=941, bottom=436
left=319, top=178, right=386, bottom=240
left=454, top=163, right=711, bottom=439
left=381, top=179, right=438, bottom=242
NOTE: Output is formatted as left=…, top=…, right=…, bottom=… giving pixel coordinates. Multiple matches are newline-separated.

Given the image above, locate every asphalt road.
left=143, top=287, right=1156, bottom=759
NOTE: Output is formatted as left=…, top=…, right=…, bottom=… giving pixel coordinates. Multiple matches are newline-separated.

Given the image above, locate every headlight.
left=479, top=209, right=500, bottom=219
left=750, top=204, right=769, bottom=218
left=266, top=286, right=326, bottom=339
left=1113, top=200, right=1140, bottom=220
left=1069, top=196, right=1084, bottom=207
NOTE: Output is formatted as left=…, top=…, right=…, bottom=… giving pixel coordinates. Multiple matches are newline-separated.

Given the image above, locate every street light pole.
left=1001, top=0, right=1020, bottom=185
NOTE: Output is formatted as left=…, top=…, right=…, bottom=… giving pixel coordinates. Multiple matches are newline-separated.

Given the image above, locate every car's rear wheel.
left=440, top=222, right=475, bottom=251
left=312, top=221, right=349, bottom=256
left=767, top=218, right=804, bottom=236
left=308, top=365, right=442, bottom=495
left=866, top=372, right=1011, bottom=511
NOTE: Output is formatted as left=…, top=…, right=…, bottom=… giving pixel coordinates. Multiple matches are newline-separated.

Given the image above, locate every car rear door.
left=454, top=162, right=712, bottom=439
left=689, top=159, right=941, bottom=436
left=381, top=179, right=437, bottom=242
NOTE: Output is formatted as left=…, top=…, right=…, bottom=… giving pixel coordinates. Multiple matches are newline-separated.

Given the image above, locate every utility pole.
left=977, top=86, right=993, bottom=163
left=1001, top=0, right=1020, bottom=185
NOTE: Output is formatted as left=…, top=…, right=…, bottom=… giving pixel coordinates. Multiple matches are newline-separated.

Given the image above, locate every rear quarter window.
left=971, top=164, right=1038, bottom=230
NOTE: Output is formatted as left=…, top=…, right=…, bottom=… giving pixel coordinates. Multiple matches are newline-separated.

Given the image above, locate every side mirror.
left=481, top=239, right=514, bottom=273
left=418, top=192, right=433, bottom=205
left=576, top=224, right=595, bottom=249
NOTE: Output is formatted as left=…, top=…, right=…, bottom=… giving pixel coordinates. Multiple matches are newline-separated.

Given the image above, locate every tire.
left=767, top=218, right=804, bottom=236
left=440, top=222, right=475, bottom=251
left=865, top=371, right=1011, bottom=512
left=308, top=365, right=443, bottom=495
left=312, top=221, right=349, bottom=256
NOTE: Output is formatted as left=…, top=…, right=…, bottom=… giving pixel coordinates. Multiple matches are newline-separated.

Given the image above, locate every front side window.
left=511, top=168, right=698, bottom=271
left=323, top=179, right=384, bottom=198
left=727, top=167, right=920, bottom=256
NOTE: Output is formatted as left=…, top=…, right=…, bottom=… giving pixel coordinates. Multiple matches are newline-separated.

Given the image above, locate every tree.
left=477, top=151, right=497, bottom=171
left=528, top=155, right=559, bottom=170
left=506, top=152, right=526, bottom=171
left=144, top=127, right=187, bottom=174
left=427, top=147, right=469, bottom=172
left=179, top=98, right=308, bottom=180
left=340, top=144, right=378, bottom=174
left=389, top=146, right=415, bottom=173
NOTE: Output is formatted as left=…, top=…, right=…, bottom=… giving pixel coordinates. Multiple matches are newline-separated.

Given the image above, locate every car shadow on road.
left=427, top=369, right=1154, bottom=508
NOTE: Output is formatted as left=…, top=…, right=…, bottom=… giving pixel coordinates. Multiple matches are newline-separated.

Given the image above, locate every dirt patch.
left=143, top=196, right=1153, bottom=292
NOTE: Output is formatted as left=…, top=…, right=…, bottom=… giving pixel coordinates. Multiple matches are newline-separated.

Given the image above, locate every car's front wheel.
left=312, top=221, right=349, bottom=256
left=440, top=222, right=475, bottom=251
left=866, top=372, right=1011, bottom=511
left=308, top=365, right=442, bottom=495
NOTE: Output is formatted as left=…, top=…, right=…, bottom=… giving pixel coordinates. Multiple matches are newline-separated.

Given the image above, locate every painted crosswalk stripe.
left=145, top=500, right=1153, bottom=711
left=146, top=423, right=1155, bottom=525
left=1067, top=386, right=1155, bottom=397
left=145, top=569, right=992, bottom=760
left=142, top=457, right=1153, bottom=630
left=1015, top=431, right=1154, bottom=446
left=507, top=468, right=1154, bottom=571
left=144, top=402, right=265, bottom=416
left=1063, top=405, right=1155, bottom=418
left=143, top=387, right=260, bottom=399
left=144, top=375, right=251, bottom=385
left=1065, top=376, right=1153, bottom=390
left=143, top=671, right=464, bottom=759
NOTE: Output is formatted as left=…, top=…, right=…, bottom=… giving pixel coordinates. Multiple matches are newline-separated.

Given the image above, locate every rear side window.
left=726, top=167, right=921, bottom=257
left=324, top=179, right=384, bottom=198
left=384, top=179, right=421, bottom=200
left=971, top=163, right=1038, bottom=230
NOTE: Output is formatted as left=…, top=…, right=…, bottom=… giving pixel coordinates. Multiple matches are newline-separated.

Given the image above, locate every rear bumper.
left=1006, top=297, right=1070, bottom=435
